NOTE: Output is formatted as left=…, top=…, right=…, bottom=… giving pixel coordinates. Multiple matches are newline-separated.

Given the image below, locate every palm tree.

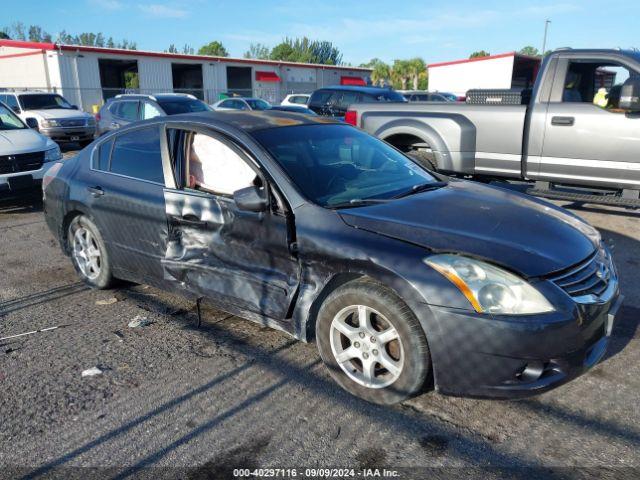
left=392, top=59, right=411, bottom=90
left=407, top=58, right=426, bottom=90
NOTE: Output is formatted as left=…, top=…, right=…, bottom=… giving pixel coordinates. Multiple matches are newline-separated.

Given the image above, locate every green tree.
left=0, top=31, right=10, bottom=40
left=182, top=44, right=194, bottom=55
left=106, top=37, right=115, bottom=48
left=269, top=37, right=342, bottom=65
left=469, top=50, right=490, bottom=58
left=391, top=59, right=411, bottom=90
left=166, top=44, right=178, bottom=53
left=360, top=58, right=391, bottom=87
left=407, top=57, right=426, bottom=90
left=198, top=41, right=229, bottom=57
left=519, top=46, right=540, bottom=57
left=28, top=25, right=52, bottom=42
left=244, top=43, right=270, bottom=59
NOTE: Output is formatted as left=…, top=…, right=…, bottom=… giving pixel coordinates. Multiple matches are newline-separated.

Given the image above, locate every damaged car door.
left=160, top=125, right=300, bottom=320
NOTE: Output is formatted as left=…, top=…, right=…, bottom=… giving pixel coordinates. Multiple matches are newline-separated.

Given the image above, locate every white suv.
left=280, top=94, right=310, bottom=107
left=0, top=91, right=96, bottom=146
left=0, top=101, right=62, bottom=194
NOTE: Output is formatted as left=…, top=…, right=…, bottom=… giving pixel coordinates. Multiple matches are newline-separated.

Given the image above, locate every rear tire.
left=316, top=279, right=431, bottom=405
left=68, top=215, right=113, bottom=289
left=407, top=150, right=437, bottom=171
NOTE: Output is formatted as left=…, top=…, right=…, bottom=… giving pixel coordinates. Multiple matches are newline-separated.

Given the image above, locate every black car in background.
left=96, top=93, right=210, bottom=135
left=43, top=111, right=621, bottom=405
left=308, top=86, right=406, bottom=119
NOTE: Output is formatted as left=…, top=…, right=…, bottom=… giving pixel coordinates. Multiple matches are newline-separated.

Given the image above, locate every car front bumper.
left=0, top=161, right=58, bottom=194
left=39, top=126, right=95, bottom=143
left=425, top=289, right=623, bottom=399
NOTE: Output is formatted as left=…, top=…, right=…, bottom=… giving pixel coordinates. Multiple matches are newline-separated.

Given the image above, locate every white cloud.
left=138, top=3, right=189, bottom=18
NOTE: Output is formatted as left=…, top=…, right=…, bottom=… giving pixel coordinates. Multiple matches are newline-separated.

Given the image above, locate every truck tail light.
left=95, top=112, right=101, bottom=122
left=344, top=110, right=358, bottom=126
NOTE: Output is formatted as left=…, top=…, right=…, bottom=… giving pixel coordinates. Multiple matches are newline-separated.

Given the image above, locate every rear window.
left=109, top=126, right=164, bottom=184
left=290, top=95, right=308, bottom=104
left=18, top=94, right=73, bottom=110
left=157, top=99, right=209, bottom=115
left=362, top=91, right=406, bottom=102
left=114, top=101, right=139, bottom=121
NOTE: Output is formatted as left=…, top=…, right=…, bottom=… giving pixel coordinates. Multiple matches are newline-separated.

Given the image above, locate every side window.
left=142, top=102, right=163, bottom=119
left=115, top=101, right=139, bottom=121
left=561, top=60, right=639, bottom=109
left=186, top=132, right=257, bottom=196
left=110, top=126, right=164, bottom=183
left=1, top=94, right=19, bottom=111
left=309, top=90, right=333, bottom=107
left=95, top=138, right=114, bottom=171
left=292, top=95, right=307, bottom=104
left=338, top=91, right=359, bottom=110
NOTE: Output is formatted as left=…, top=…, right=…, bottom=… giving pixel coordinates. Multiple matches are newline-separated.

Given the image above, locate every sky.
left=4, top=0, right=640, bottom=65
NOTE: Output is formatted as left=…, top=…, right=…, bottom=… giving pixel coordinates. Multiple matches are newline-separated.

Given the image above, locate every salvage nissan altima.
left=43, top=111, right=622, bottom=404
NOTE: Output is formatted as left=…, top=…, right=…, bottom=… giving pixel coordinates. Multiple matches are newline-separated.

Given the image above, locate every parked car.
left=346, top=48, right=640, bottom=207
left=96, top=93, right=210, bottom=135
left=0, top=91, right=95, bottom=146
left=43, top=110, right=621, bottom=404
left=211, top=97, right=271, bottom=111
left=399, top=91, right=453, bottom=102
left=308, top=86, right=406, bottom=119
left=280, top=93, right=310, bottom=107
left=0, top=101, right=62, bottom=194
left=268, top=105, right=316, bottom=115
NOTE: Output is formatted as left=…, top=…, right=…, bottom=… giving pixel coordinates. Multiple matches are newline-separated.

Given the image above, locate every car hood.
left=28, top=109, right=90, bottom=120
left=0, top=129, right=52, bottom=155
left=338, top=180, right=600, bottom=278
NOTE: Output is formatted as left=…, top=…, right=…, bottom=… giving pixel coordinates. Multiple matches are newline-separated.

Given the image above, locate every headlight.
left=44, top=144, right=62, bottom=162
left=40, top=119, right=60, bottom=128
left=424, top=254, right=555, bottom=315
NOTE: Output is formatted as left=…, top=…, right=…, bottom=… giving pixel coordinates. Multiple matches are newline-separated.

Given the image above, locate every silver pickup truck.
left=346, top=48, right=640, bottom=206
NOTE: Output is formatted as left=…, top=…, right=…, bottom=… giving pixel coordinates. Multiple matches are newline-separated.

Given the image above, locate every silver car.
left=96, top=93, right=210, bottom=135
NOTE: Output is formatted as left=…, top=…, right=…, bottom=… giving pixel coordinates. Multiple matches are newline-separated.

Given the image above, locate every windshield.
left=19, top=94, right=73, bottom=110
left=252, top=124, right=437, bottom=208
left=246, top=99, right=271, bottom=110
left=157, top=99, right=210, bottom=115
left=0, top=104, right=27, bottom=130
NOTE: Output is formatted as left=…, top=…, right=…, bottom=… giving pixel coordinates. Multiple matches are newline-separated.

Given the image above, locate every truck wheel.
left=407, top=150, right=437, bottom=171
left=68, top=215, right=113, bottom=289
left=316, top=279, right=431, bottom=405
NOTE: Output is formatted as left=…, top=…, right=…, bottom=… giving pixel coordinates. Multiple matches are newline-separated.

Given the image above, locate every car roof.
left=10, top=91, right=60, bottom=96
left=156, top=110, right=341, bottom=132
left=316, top=85, right=397, bottom=94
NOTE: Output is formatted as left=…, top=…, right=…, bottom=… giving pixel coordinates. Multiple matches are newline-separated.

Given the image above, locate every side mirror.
left=71, top=104, right=79, bottom=110
left=25, top=117, right=39, bottom=129
left=233, top=185, right=268, bottom=212
left=619, top=77, right=640, bottom=112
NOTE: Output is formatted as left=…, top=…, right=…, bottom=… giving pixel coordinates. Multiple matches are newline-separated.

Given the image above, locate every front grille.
left=0, top=151, right=45, bottom=174
left=59, top=119, right=86, bottom=127
left=548, top=250, right=611, bottom=299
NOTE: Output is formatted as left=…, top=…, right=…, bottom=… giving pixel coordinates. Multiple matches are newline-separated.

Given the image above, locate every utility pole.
left=542, top=19, right=551, bottom=55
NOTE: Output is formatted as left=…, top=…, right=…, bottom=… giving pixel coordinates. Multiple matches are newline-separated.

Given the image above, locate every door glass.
left=187, top=133, right=257, bottom=195
left=110, top=126, right=164, bottom=183
left=95, top=138, right=114, bottom=171
left=338, top=92, right=359, bottom=110
left=117, top=101, right=139, bottom=121
left=1, top=95, right=19, bottom=111
left=142, top=102, right=163, bottom=119
left=562, top=60, right=639, bottom=109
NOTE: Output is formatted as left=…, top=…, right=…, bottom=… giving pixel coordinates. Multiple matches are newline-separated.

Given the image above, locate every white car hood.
left=28, top=108, right=90, bottom=120
left=0, top=129, right=53, bottom=156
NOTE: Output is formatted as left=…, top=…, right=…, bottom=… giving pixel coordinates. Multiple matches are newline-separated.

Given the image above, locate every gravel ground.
left=0, top=180, right=639, bottom=479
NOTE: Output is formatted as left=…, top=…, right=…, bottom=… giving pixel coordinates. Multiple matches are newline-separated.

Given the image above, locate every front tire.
left=68, top=215, right=113, bottom=289
left=407, top=149, right=437, bottom=171
left=316, top=279, right=431, bottom=405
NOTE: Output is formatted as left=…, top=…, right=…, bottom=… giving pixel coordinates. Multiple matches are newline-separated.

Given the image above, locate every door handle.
left=87, top=186, right=104, bottom=197
left=169, top=214, right=208, bottom=228
left=110, top=122, right=120, bottom=129
left=551, top=116, right=575, bottom=126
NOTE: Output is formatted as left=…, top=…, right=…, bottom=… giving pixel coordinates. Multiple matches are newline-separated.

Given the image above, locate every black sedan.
left=43, top=111, right=622, bottom=404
